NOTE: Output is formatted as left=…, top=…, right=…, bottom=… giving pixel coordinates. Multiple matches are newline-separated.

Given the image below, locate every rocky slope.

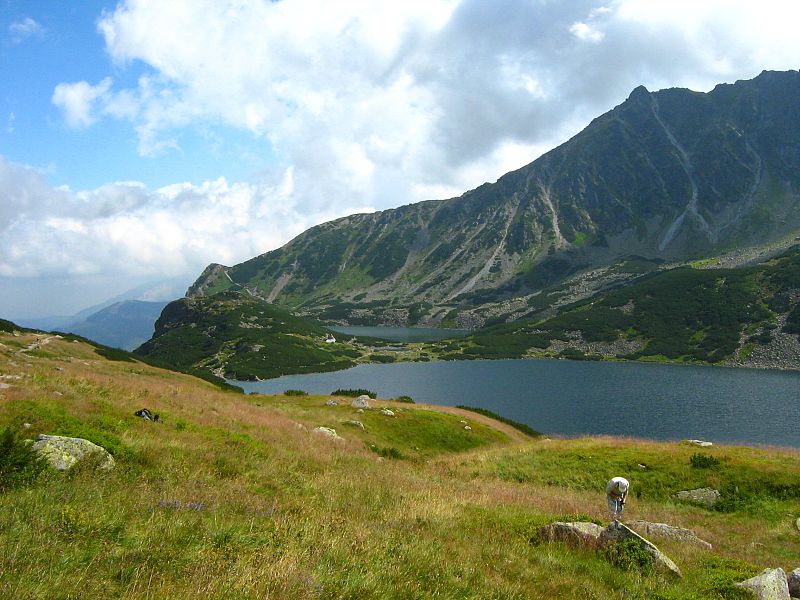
left=189, top=70, right=800, bottom=326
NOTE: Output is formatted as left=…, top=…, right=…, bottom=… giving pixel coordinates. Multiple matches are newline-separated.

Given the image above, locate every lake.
left=235, top=358, right=800, bottom=448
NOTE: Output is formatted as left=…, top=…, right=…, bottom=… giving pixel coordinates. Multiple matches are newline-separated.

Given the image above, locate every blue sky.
left=1, top=0, right=799, bottom=320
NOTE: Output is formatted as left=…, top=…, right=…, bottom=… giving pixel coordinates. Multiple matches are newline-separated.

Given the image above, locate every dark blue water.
left=329, top=325, right=468, bottom=342
left=235, top=359, right=800, bottom=447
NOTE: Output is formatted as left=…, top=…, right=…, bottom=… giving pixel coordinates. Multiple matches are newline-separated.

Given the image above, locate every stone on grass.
left=685, top=439, right=714, bottom=447
left=0, top=382, right=11, bottom=389
left=626, top=520, right=712, bottom=550
left=344, top=420, right=365, bottom=429
left=312, top=426, right=344, bottom=442
left=539, top=522, right=603, bottom=549
left=325, top=399, right=339, bottom=407
left=735, top=568, right=790, bottom=600
left=32, top=434, right=115, bottom=471
left=379, top=408, right=395, bottom=417
left=675, top=487, right=721, bottom=508
left=788, top=568, right=800, bottom=598
left=351, top=395, right=371, bottom=409
left=795, top=517, right=800, bottom=532
left=464, top=425, right=472, bottom=431
left=599, top=521, right=682, bottom=577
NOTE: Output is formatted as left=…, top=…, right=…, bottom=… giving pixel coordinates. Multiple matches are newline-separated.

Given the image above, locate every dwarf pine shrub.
left=0, top=427, right=47, bottom=492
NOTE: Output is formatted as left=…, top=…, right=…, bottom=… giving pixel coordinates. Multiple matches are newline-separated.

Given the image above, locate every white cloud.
left=9, top=17, right=44, bottom=44
left=51, top=78, right=113, bottom=128
left=570, top=22, right=605, bottom=43
left=0, top=156, right=372, bottom=284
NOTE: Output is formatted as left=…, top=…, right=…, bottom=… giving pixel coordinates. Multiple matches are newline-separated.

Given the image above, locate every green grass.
left=1, top=330, right=799, bottom=598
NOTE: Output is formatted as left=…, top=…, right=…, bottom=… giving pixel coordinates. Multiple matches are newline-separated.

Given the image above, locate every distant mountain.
left=64, top=300, right=169, bottom=351
left=189, top=70, right=800, bottom=326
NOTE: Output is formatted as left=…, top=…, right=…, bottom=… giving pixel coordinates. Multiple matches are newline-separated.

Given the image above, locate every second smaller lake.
left=329, top=325, right=468, bottom=343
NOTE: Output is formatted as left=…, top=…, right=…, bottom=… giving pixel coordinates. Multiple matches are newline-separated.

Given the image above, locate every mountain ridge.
left=189, top=70, right=800, bottom=327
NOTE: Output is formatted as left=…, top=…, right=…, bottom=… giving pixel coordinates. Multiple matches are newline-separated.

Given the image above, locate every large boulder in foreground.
left=599, top=521, right=682, bottom=578
left=32, top=435, right=115, bottom=471
left=626, top=520, right=712, bottom=550
left=735, top=568, right=790, bottom=600
left=538, top=522, right=603, bottom=549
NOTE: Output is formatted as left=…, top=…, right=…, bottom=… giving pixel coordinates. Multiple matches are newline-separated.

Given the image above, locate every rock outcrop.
left=31, top=435, right=115, bottom=471
left=312, top=427, right=344, bottom=442
left=735, top=568, right=790, bottom=600
left=599, top=521, right=682, bottom=577
left=351, top=395, right=371, bottom=409
left=538, top=522, right=603, bottom=549
left=675, top=487, right=721, bottom=508
left=788, top=568, right=800, bottom=598
left=626, top=520, right=712, bottom=550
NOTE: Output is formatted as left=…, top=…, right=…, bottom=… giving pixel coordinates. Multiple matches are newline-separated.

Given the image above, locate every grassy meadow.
left=1, top=329, right=799, bottom=599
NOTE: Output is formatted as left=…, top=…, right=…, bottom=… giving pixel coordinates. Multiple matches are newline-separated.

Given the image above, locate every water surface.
left=236, top=359, right=800, bottom=448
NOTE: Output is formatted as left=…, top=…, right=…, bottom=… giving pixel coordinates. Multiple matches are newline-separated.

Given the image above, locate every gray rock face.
left=788, top=568, right=800, bottom=598
left=626, top=520, right=712, bottom=550
left=351, top=395, right=371, bottom=409
left=538, top=522, right=603, bottom=549
left=599, top=521, right=682, bottom=578
left=736, top=568, right=790, bottom=600
left=675, top=487, right=721, bottom=508
left=31, top=435, right=115, bottom=471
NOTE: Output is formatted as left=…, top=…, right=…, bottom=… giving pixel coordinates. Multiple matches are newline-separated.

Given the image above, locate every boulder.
left=312, top=426, right=344, bottom=442
left=379, top=408, right=395, bottom=417
left=351, top=395, right=371, bottom=409
left=675, top=487, right=721, bottom=508
left=735, top=568, right=790, bottom=600
left=325, top=399, right=339, bottom=407
left=626, top=520, right=712, bottom=550
left=599, top=521, right=682, bottom=577
left=538, top=522, right=603, bottom=549
left=788, top=568, right=800, bottom=598
left=685, top=439, right=713, bottom=447
left=344, top=420, right=365, bottom=429
left=31, top=435, right=115, bottom=471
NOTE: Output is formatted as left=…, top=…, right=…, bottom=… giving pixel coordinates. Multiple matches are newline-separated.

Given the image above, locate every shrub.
left=455, top=406, right=542, bottom=437
left=331, top=389, right=376, bottom=398
left=0, top=427, right=47, bottom=492
left=604, top=538, right=654, bottom=573
left=690, top=453, right=721, bottom=469
left=283, top=389, right=308, bottom=396
left=395, top=395, right=415, bottom=404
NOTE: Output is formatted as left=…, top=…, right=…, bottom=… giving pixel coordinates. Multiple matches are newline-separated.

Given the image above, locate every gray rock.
left=599, top=521, right=682, bottom=578
left=675, top=487, right=721, bottom=508
left=736, top=568, right=790, bottom=600
left=31, top=435, right=115, bottom=471
left=539, top=522, right=603, bottom=549
left=626, top=520, right=712, bottom=550
left=0, top=382, right=11, bottom=389
left=464, top=425, right=472, bottom=431
left=325, top=399, right=339, bottom=407
left=312, top=426, right=343, bottom=441
left=795, top=517, right=800, bottom=532
left=379, top=408, right=395, bottom=417
left=344, top=420, right=365, bottom=429
left=788, top=568, right=800, bottom=598
left=351, top=395, right=371, bottom=409
left=685, top=439, right=713, bottom=447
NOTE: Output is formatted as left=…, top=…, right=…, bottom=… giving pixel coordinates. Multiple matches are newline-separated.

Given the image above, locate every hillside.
left=2, top=324, right=800, bottom=598
left=441, top=245, right=800, bottom=369
left=188, top=70, right=800, bottom=327
left=134, top=291, right=371, bottom=380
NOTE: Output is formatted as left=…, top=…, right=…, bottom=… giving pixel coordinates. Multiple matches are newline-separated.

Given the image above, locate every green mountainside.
left=134, top=291, right=366, bottom=380
left=445, top=245, right=800, bottom=367
left=189, top=70, right=800, bottom=327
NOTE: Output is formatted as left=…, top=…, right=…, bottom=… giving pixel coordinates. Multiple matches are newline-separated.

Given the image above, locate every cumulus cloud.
left=0, top=156, right=372, bottom=283
left=51, top=78, right=113, bottom=128
left=9, top=17, right=44, bottom=44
